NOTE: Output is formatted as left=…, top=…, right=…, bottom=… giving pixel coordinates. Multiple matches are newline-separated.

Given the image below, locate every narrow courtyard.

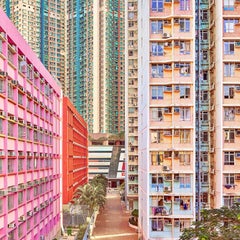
left=91, top=189, right=138, bottom=240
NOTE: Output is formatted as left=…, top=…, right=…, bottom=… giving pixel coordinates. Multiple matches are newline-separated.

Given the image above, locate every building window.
left=201, top=30, right=208, bottom=40
left=151, top=64, right=163, bottom=77
left=179, top=85, right=190, bottom=98
left=8, top=195, right=14, bottom=210
left=224, top=107, right=235, bottom=121
left=180, top=0, right=190, bottom=11
left=0, top=118, right=3, bottom=134
left=180, top=107, right=190, bottom=121
left=27, top=158, right=32, bottom=170
left=201, top=172, right=208, bottom=183
left=8, top=49, right=14, bottom=64
left=224, top=152, right=235, bottom=165
left=224, top=129, right=235, bottom=143
left=224, top=19, right=238, bottom=33
left=180, top=41, right=190, bottom=54
left=151, top=130, right=163, bottom=143
left=0, top=79, right=4, bottom=93
left=8, top=159, right=14, bottom=173
left=179, top=19, right=190, bottom=32
left=201, top=131, right=208, bottom=143
left=18, top=191, right=23, bottom=205
left=151, top=20, right=163, bottom=34
left=152, top=219, right=164, bottom=231
left=179, top=64, right=191, bottom=76
left=151, top=108, right=163, bottom=121
left=179, top=129, right=190, bottom=143
left=224, top=42, right=234, bottom=55
left=224, top=0, right=234, bottom=11
left=18, top=159, right=23, bottom=171
left=151, top=42, right=164, bottom=56
left=18, top=92, right=23, bottom=105
left=200, top=111, right=208, bottom=122
left=224, top=196, right=235, bottom=208
left=224, top=85, right=235, bottom=99
left=18, top=125, right=25, bottom=139
left=151, top=86, right=164, bottom=100
left=151, top=152, right=163, bottom=166
left=179, top=152, right=191, bottom=165
left=179, top=174, right=191, bottom=188
left=224, top=173, right=235, bottom=185
left=224, top=63, right=235, bottom=76
left=8, top=83, right=14, bottom=100
left=151, top=0, right=164, bottom=12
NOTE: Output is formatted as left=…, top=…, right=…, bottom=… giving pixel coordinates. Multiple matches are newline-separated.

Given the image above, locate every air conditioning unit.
left=163, top=165, right=170, bottom=171
left=0, top=111, right=5, bottom=117
left=174, top=63, right=180, bottom=68
left=27, top=152, right=32, bottom=157
left=34, top=207, right=39, bottom=212
left=174, top=220, right=180, bottom=227
left=8, top=223, right=16, bottom=228
left=235, top=152, right=240, bottom=158
left=19, top=216, right=26, bottom=222
left=27, top=211, right=33, bottom=216
left=210, top=148, right=215, bottom=153
left=19, top=119, right=25, bottom=125
left=163, top=32, right=170, bottom=38
left=174, top=41, right=180, bottom=47
left=0, top=32, right=6, bottom=39
left=0, top=151, right=5, bottom=156
left=0, top=190, right=8, bottom=196
left=11, top=80, right=18, bottom=86
left=235, top=175, right=240, bottom=181
left=10, top=187, right=17, bottom=192
left=174, top=107, right=180, bottom=113
left=0, top=71, right=7, bottom=77
left=164, top=186, right=171, bottom=192
left=9, top=116, right=17, bottom=121
left=211, top=168, right=215, bottom=174
left=174, top=18, right=179, bottom=24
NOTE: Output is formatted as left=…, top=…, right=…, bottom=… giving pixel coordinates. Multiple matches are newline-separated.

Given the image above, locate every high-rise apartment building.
left=0, top=9, right=61, bottom=239
left=134, top=0, right=240, bottom=239
left=66, top=0, right=125, bottom=133
left=1, top=1, right=125, bottom=134
left=125, top=0, right=139, bottom=211
left=0, top=0, right=66, bottom=93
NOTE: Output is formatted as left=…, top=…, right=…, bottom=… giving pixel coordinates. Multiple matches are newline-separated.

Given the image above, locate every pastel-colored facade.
left=125, top=0, right=139, bottom=211
left=138, top=1, right=195, bottom=239
left=0, top=0, right=66, bottom=93
left=213, top=0, right=240, bottom=209
left=136, top=0, right=240, bottom=239
left=66, top=0, right=125, bottom=134
left=62, top=97, right=88, bottom=204
left=0, top=9, right=61, bottom=240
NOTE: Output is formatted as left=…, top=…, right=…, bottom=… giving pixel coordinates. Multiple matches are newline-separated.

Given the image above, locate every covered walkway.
left=91, top=189, right=138, bottom=240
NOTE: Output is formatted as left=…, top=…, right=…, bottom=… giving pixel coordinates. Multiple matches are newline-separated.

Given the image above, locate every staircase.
left=108, top=146, right=122, bottom=179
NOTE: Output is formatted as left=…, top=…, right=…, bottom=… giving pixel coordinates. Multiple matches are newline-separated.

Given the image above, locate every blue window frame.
left=151, top=86, right=164, bottom=100
left=151, top=0, right=164, bottom=12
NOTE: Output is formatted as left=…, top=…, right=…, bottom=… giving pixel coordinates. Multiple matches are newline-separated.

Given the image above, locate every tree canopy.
left=180, top=202, right=240, bottom=240
left=73, top=175, right=108, bottom=212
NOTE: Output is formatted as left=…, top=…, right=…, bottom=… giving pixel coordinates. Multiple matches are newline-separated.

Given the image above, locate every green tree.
left=180, top=203, right=240, bottom=240
left=73, top=182, right=106, bottom=212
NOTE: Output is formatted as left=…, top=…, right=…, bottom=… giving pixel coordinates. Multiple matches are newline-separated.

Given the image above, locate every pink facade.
left=0, top=9, right=61, bottom=240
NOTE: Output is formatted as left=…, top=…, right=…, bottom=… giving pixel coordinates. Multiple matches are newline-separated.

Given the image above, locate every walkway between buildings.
left=91, top=189, right=138, bottom=240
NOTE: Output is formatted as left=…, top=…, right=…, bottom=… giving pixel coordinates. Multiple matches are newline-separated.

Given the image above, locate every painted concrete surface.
left=91, top=189, right=138, bottom=240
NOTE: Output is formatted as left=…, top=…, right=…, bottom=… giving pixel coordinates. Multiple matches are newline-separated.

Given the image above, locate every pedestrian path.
left=91, top=189, right=138, bottom=240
